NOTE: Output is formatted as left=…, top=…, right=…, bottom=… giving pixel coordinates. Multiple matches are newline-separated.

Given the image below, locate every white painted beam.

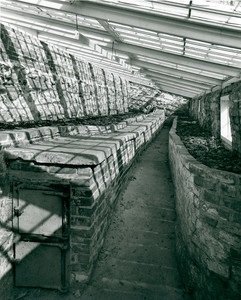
left=155, top=84, right=195, bottom=98
left=62, top=1, right=241, bottom=49
left=151, top=81, right=203, bottom=95
left=130, top=60, right=223, bottom=85
left=38, top=32, right=90, bottom=47
left=6, top=1, right=241, bottom=49
left=149, top=77, right=203, bottom=93
left=1, top=8, right=112, bottom=40
left=97, top=19, right=123, bottom=42
left=38, top=32, right=119, bottom=64
left=143, top=71, right=212, bottom=90
left=113, top=43, right=240, bottom=77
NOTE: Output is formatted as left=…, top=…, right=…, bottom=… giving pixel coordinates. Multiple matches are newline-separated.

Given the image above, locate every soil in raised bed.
left=176, top=115, right=241, bottom=175
left=0, top=112, right=143, bottom=131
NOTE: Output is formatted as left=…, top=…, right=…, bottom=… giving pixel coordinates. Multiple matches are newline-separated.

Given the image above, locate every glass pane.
left=191, top=10, right=229, bottom=23
left=228, top=17, right=241, bottom=25
left=192, top=0, right=239, bottom=12
left=151, top=3, right=188, bottom=17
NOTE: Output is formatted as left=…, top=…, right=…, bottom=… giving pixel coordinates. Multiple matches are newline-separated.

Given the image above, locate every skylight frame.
left=82, top=0, right=241, bottom=29
left=136, top=54, right=228, bottom=80
left=2, top=0, right=241, bottom=97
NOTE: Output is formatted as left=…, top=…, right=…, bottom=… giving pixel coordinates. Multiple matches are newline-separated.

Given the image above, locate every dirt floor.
left=176, top=115, right=241, bottom=174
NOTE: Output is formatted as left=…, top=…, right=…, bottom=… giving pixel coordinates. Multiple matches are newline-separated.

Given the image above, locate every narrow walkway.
left=78, top=124, right=188, bottom=300
left=15, top=125, right=188, bottom=300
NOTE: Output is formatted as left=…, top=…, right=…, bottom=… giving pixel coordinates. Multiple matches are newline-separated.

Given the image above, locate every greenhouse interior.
left=0, top=1, right=241, bottom=299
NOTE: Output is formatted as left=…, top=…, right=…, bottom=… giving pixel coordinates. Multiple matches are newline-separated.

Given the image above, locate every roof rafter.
left=148, top=77, right=204, bottom=94
left=143, top=71, right=212, bottom=90
left=2, top=0, right=241, bottom=98
left=155, top=85, right=199, bottom=96
left=128, top=0, right=241, bottom=20
left=38, top=31, right=119, bottom=64
left=97, top=19, right=122, bottom=43
left=130, top=59, right=223, bottom=85
left=110, top=43, right=241, bottom=77
left=39, top=31, right=90, bottom=47
left=155, top=84, right=195, bottom=98
left=63, top=1, right=241, bottom=49
left=1, top=8, right=113, bottom=40
left=5, top=0, right=241, bottom=49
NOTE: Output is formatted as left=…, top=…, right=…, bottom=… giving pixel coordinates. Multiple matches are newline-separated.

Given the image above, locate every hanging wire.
left=75, top=14, right=78, bottom=31
left=111, top=41, right=115, bottom=60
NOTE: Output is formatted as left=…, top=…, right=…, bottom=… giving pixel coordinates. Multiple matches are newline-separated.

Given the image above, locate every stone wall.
left=0, top=23, right=130, bottom=124
left=169, top=118, right=241, bottom=300
left=189, top=81, right=241, bottom=154
left=0, top=151, right=13, bottom=300
left=0, top=110, right=165, bottom=296
left=0, top=22, right=167, bottom=298
left=129, top=83, right=188, bottom=115
left=128, top=83, right=160, bottom=112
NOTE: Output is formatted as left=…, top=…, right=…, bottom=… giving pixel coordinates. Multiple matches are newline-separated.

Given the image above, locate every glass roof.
left=87, top=0, right=241, bottom=28
left=1, top=1, right=106, bottom=31
left=110, top=22, right=184, bottom=55
left=136, top=55, right=228, bottom=80
left=109, top=21, right=241, bottom=68
left=4, top=0, right=241, bottom=29
left=1, top=0, right=241, bottom=97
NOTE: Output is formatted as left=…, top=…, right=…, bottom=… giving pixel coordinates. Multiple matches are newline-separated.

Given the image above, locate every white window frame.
left=220, top=95, right=232, bottom=150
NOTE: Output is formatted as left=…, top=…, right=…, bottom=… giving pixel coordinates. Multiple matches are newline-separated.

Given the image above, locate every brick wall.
left=69, top=111, right=165, bottom=284
left=128, top=83, right=188, bottom=114
left=0, top=21, right=166, bottom=297
left=0, top=110, right=165, bottom=293
left=169, top=118, right=241, bottom=300
left=0, top=152, right=14, bottom=300
left=189, top=81, right=241, bottom=155
left=0, top=23, right=131, bottom=124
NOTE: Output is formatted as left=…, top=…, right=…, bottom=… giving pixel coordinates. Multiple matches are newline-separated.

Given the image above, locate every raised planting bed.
left=176, top=115, right=241, bottom=174
left=169, top=117, right=241, bottom=300
left=0, top=112, right=143, bottom=131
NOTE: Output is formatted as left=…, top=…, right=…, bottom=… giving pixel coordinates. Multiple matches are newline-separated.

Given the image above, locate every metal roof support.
left=38, top=32, right=119, bottom=64
left=131, top=59, right=223, bottom=85
left=150, top=79, right=204, bottom=94
left=97, top=19, right=123, bottom=42
left=1, top=8, right=112, bottom=40
left=6, top=1, right=241, bottom=49
left=143, top=70, right=215, bottom=89
left=148, top=77, right=203, bottom=93
left=112, top=43, right=240, bottom=77
left=63, top=1, right=241, bottom=49
left=38, top=32, right=90, bottom=47
left=155, top=84, right=195, bottom=99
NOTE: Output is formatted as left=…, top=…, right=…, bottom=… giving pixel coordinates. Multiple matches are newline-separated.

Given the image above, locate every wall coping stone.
left=4, top=110, right=165, bottom=167
left=0, top=113, right=151, bottom=149
left=5, top=109, right=165, bottom=289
